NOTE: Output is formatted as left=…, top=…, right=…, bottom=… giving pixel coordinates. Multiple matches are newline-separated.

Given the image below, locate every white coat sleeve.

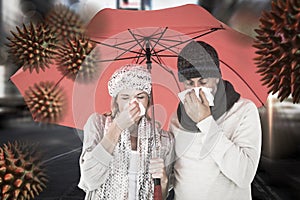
left=78, top=113, right=113, bottom=191
left=196, top=101, right=262, bottom=188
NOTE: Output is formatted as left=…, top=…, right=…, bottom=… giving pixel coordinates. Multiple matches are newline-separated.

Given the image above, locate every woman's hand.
left=149, top=158, right=169, bottom=199
left=114, top=101, right=141, bottom=130
left=149, top=158, right=168, bottom=184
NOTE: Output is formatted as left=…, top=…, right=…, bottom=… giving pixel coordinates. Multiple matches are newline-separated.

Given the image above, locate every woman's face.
left=116, top=89, right=149, bottom=112
left=183, top=77, right=219, bottom=95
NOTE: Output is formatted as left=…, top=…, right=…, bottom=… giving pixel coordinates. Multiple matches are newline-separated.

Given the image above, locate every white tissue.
left=178, top=87, right=214, bottom=106
left=130, top=98, right=146, bottom=116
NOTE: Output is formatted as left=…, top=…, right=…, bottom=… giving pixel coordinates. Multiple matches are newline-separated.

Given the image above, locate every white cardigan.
left=78, top=113, right=174, bottom=199
left=170, top=98, right=262, bottom=200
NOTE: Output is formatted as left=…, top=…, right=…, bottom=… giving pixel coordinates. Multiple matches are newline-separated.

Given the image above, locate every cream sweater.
left=170, top=98, right=262, bottom=200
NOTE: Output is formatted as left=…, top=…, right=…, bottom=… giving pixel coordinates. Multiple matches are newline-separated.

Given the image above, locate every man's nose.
left=194, top=83, right=202, bottom=87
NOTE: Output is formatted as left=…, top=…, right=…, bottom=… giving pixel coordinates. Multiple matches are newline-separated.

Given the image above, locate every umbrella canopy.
left=10, top=4, right=268, bottom=130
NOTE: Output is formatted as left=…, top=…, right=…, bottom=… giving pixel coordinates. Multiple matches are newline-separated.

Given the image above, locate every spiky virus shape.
left=56, top=36, right=100, bottom=83
left=7, top=23, right=59, bottom=73
left=0, top=141, right=47, bottom=200
left=45, top=4, right=84, bottom=44
left=253, top=0, right=300, bottom=103
left=24, top=81, right=66, bottom=123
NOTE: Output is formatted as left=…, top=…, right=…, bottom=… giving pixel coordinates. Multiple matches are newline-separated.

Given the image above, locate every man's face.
left=183, top=77, right=219, bottom=95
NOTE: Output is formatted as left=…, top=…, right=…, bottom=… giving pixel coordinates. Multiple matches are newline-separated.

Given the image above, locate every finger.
left=151, top=172, right=164, bottom=179
left=149, top=168, right=166, bottom=179
left=149, top=167, right=164, bottom=175
left=150, top=158, right=165, bottom=165
left=130, top=108, right=140, bottom=119
left=128, top=102, right=138, bottom=111
left=190, top=89, right=200, bottom=103
left=149, top=162, right=164, bottom=170
left=151, top=174, right=160, bottom=179
left=150, top=158, right=164, bottom=163
left=199, top=89, right=209, bottom=106
left=123, top=102, right=130, bottom=110
left=183, top=100, right=192, bottom=115
left=149, top=160, right=165, bottom=171
left=129, top=104, right=140, bottom=117
left=131, top=111, right=141, bottom=122
left=184, top=91, right=194, bottom=104
left=130, top=105, right=139, bottom=113
left=149, top=166, right=164, bottom=173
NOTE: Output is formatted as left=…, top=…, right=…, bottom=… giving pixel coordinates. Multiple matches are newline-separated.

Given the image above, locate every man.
left=170, top=41, right=261, bottom=200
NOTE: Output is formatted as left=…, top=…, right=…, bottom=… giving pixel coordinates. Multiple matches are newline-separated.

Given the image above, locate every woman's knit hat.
left=108, top=64, right=152, bottom=97
left=177, top=41, right=221, bottom=82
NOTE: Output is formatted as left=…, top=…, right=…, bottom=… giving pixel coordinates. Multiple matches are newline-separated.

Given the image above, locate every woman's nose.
left=130, top=97, right=137, bottom=103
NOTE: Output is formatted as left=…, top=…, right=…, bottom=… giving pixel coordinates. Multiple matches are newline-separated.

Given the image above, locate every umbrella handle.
left=153, top=178, right=163, bottom=200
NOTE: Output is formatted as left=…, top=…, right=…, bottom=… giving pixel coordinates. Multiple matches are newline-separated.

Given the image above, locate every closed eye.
left=136, top=93, right=147, bottom=99
left=186, top=81, right=194, bottom=86
left=119, top=94, right=130, bottom=100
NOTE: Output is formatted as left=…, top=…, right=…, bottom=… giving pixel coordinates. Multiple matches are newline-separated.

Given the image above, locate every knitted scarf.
left=177, top=80, right=240, bottom=132
left=95, top=116, right=161, bottom=199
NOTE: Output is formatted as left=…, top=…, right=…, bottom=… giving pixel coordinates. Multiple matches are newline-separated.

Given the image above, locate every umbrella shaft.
left=146, top=41, right=152, bottom=66
left=154, top=179, right=163, bottom=200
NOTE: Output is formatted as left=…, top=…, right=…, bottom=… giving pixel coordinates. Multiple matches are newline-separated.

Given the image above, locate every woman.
left=78, top=64, right=174, bottom=200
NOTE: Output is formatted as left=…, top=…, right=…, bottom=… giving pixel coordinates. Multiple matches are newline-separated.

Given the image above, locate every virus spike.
left=24, top=81, right=66, bottom=123
left=56, top=35, right=100, bottom=83
left=254, top=0, right=300, bottom=103
left=45, top=4, right=84, bottom=44
left=7, top=23, right=59, bottom=73
left=0, top=141, right=47, bottom=200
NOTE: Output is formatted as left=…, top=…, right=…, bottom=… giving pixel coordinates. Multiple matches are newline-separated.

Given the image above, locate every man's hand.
left=183, top=88, right=211, bottom=123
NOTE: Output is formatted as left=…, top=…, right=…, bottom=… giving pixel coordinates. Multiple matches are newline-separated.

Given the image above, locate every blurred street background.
left=1, top=0, right=300, bottom=199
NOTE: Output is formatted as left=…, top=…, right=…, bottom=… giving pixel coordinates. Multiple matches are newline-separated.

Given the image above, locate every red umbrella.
left=10, top=4, right=268, bottom=199
left=10, top=4, right=268, bottom=130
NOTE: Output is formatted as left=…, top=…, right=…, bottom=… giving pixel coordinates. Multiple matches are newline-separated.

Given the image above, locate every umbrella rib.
left=42, top=147, right=82, bottom=164
left=155, top=26, right=224, bottom=55
left=130, top=27, right=179, bottom=62
left=192, top=26, right=224, bottom=40
left=146, top=27, right=224, bottom=55
left=151, top=57, right=181, bottom=92
left=92, top=27, right=224, bottom=64
left=220, top=60, right=265, bottom=106
left=127, top=27, right=169, bottom=61
left=130, top=27, right=167, bottom=42
left=95, top=55, right=146, bottom=63
left=136, top=51, right=147, bottom=64
left=128, top=29, right=147, bottom=52
left=150, top=54, right=177, bottom=58
left=113, top=40, right=144, bottom=61
left=142, top=27, right=224, bottom=53
left=148, top=27, right=169, bottom=52
left=91, top=39, right=145, bottom=56
left=150, top=38, right=179, bottom=55
left=53, top=71, right=70, bottom=90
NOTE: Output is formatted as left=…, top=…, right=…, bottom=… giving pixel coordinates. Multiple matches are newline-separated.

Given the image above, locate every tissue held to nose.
left=178, top=87, right=214, bottom=106
left=130, top=98, right=146, bottom=116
